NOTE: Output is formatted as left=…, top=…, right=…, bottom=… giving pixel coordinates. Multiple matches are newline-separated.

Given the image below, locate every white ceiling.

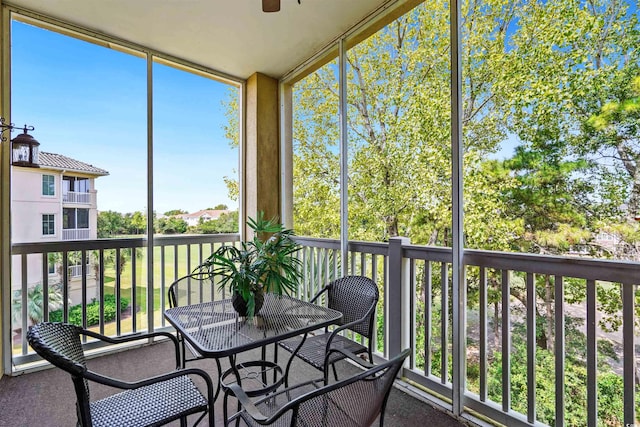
left=7, top=0, right=390, bottom=81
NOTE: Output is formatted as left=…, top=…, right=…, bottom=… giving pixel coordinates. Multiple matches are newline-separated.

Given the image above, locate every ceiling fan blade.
left=262, top=0, right=280, bottom=12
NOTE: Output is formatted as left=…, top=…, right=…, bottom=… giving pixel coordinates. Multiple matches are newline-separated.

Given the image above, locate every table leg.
left=222, top=354, right=239, bottom=427
left=213, top=357, right=223, bottom=401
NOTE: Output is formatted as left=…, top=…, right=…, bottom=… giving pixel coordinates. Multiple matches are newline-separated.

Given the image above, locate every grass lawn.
left=13, top=242, right=226, bottom=352
left=98, top=243, right=223, bottom=334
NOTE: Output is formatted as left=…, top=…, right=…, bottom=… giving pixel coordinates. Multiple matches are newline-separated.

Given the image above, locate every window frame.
left=63, top=207, right=90, bottom=230
left=42, top=214, right=55, bottom=236
left=41, top=174, right=55, bottom=196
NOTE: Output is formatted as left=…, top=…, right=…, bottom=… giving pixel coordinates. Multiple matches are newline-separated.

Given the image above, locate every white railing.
left=62, top=191, right=92, bottom=204
left=292, top=236, right=639, bottom=427
left=10, top=234, right=639, bottom=426
left=67, top=264, right=83, bottom=278
left=10, top=234, right=240, bottom=366
left=62, top=228, right=90, bottom=240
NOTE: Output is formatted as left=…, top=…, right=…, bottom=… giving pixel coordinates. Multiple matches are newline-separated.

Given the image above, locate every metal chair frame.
left=225, top=348, right=410, bottom=427
left=27, top=322, right=215, bottom=427
left=277, top=275, right=380, bottom=384
left=168, top=272, right=222, bottom=367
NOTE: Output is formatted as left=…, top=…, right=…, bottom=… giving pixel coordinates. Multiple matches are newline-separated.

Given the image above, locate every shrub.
left=49, top=295, right=130, bottom=327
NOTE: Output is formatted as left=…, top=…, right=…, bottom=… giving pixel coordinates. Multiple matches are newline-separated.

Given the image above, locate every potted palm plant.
left=195, top=213, right=302, bottom=317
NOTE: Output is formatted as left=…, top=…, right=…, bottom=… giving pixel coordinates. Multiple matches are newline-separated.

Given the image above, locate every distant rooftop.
left=177, top=209, right=229, bottom=220
left=37, top=152, right=109, bottom=176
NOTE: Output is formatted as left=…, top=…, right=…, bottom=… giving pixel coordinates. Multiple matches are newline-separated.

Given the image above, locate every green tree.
left=499, top=0, right=639, bottom=244
left=487, top=338, right=626, bottom=426
left=190, top=211, right=239, bottom=234
left=493, top=0, right=640, bottom=352
left=285, top=1, right=639, bottom=424
left=223, top=86, right=240, bottom=202
left=97, top=210, right=125, bottom=238
left=123, top=211, right=146, bottom=235
left=293, top=1, right=520, bottom=244
left=209, top=204, right=228, bottom=210
left=216, top=210, right=239, bottom=233
left=11, top=283, right=65, bottom=326
left=155, top=217, right=188, bottom=234
left=502, top=140, right=592, bottom=254
left=164, top=209, right=187, bottom=216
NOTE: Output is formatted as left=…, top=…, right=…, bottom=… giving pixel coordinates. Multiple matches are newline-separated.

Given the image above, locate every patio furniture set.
left=27, top=275, right=409, bottom=426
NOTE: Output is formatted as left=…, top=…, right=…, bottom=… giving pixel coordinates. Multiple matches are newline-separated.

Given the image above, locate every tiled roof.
left=38, top=152, right=109, bottom=176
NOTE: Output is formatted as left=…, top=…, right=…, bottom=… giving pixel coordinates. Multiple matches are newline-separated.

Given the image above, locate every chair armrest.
left=226, top=379, right=323, bottom=425
left=308, top=286, right=329, bottom=304
left=324, top=348, right=374, bottom=373
left=225, top=383, right=268, bottom=422
left=80, top=329, right=181, bottom=368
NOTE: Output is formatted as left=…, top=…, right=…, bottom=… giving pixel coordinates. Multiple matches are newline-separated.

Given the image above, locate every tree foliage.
left=155, top=216, right=188, bottom=234
left=288, top=0, right=639, bottom=425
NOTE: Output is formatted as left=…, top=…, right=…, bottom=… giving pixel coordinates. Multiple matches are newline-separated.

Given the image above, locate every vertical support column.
left=388, top=237, right=410, bottom=360
left=280, top=83, right=293, bottom=229
left=0, top=5, right=10, bottom=376
left=145, top=52, right=155, bottom=333
left=245, top=72, right=280, bottom=236
left=554, top=275, right=566, bottom=426
left=623, top=283, right=636, bottom=425
left=338, top=39, right=348, bottom=277
left=450, top=0, right=465, bottom=416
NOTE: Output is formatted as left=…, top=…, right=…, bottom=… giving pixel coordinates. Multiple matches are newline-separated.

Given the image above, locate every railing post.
left=388, top=237, right=410, bottom=360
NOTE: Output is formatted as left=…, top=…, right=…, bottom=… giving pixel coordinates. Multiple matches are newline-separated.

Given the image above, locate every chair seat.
left=279, top=334, right=368, bottom=369
left=89, top=375, right=208, bottom=427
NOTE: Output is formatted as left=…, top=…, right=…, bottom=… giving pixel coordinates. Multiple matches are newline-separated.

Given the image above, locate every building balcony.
left=9, top=234, right=639, bottom=426
left=62, top=228, right=91, bottom=240
left=0, top=335, right=464, bottom=426
left=62, top=190, right=96, bottom=207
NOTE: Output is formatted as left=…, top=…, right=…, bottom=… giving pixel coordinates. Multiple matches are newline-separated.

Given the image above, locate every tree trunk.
left=385, top=215, right=399, bottom=238
left=628, top=171, right=640, bottom=219
left=615, top=142, right=640, bottom=218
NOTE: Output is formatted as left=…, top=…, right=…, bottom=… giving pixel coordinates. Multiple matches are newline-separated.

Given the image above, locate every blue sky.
left=11, top=21, right=238, bottom=215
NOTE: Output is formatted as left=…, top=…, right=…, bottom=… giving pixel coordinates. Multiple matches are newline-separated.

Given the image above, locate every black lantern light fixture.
left=0, top=117, right=39, bottom=168
left=262, top=0, right=301, bottom=13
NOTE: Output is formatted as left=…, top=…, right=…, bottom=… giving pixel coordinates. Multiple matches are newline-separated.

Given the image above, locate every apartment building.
left=11, top=151, right=108, bottom=307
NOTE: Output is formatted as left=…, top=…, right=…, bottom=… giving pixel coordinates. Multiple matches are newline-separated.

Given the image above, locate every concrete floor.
left=0, top=340, right=468, bottom=427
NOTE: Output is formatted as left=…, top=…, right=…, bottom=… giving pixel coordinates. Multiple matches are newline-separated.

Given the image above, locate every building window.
left=77, top=208, right=89, bottom=228
left=63, top=208, right=89, bottom=229
left=42, top=214, right=55, bottom=235
left=63, top=176, right=89, bottom=193
left=42, top=175, right=55, bottom=196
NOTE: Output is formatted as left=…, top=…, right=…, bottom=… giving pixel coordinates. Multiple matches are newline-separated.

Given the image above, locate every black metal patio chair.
left=224, top=348, right=410, bottom=427
left=168, top=272, right=231, bottom=368
left=27, top=322, right=215, bottom=427
left=277, top=275, right=379, bottom=384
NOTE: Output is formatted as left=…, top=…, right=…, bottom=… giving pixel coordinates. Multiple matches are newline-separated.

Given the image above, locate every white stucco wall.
left=11, top=166, right=100, bottom=320
left=11, top=167, right=61, bottom=244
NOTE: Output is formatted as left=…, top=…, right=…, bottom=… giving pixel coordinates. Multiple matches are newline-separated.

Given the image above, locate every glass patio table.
left=164, top=292, right=343, bottom=413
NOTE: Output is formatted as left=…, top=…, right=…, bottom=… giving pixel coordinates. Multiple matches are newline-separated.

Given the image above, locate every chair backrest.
left=326, top=275, right=379, bottom=338
left=27, top=322, right=91, bottom=407
left=168, top=272, right=218, bottom=308
left=291, top=348, right=409, bottom=427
